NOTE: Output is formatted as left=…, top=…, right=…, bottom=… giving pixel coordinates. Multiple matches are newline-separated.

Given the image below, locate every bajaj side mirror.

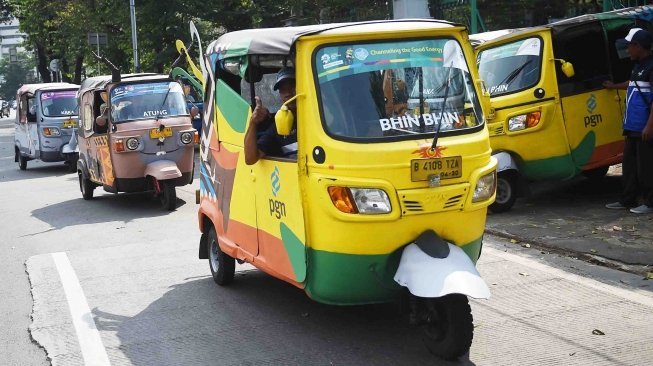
left=554, top=59, right=575, bottom=78
left=275, top=106, right=294, bottom=136
left=274, top=94, right=303, bottom=136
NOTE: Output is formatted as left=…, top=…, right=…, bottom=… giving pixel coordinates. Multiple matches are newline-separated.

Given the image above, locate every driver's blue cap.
left=273, top=67, right=295, bottom=90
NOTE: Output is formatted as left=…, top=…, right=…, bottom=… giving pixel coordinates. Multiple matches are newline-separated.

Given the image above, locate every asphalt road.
left=1, top=115, right=652, bottom=365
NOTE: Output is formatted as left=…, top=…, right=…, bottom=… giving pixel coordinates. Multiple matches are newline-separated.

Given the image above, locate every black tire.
left=78, top=172, right=94, bottom=200
left=421, top=294, right=474, bottom=361
left=208, top=227, right=235, bottom=286
left=159, top=181, right=177, bottom=211
left=489, top=172, right=517, bottom=213
left=66, top=157, right=79, bottom=173
left=18, top=153, right=27, bottom=171
left=582, top=165, right=609, bottom=181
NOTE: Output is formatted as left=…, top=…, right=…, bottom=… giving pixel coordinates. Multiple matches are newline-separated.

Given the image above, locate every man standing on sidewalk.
left=603, top=28, right=653, bottom=214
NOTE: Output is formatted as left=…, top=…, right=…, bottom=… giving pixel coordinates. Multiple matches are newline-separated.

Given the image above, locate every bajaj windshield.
left=315, top=39, right=483, bottom=141
left=110, top=82, right=188, bottom=123
left=478, top=37, right=542, bottom=96
left=40, top=90, right=78, bottom=117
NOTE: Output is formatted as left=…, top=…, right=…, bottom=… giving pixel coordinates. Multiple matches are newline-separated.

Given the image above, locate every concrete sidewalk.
left=486, top=166, right=653, bottom=276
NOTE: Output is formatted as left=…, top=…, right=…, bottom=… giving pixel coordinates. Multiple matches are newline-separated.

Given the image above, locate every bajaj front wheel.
left=160, top=181, right=177, bottom=211
left=420, top=294, right=474, bottom=361
left=489, top=172, right=517, bottom=213
left=208, top=227, right=235, bottom=286
left=17, top=153, right=27, bottom=171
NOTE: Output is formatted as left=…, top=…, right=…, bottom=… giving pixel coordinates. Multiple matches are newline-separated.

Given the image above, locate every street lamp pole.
left=129, top=0, right=139, bottom=73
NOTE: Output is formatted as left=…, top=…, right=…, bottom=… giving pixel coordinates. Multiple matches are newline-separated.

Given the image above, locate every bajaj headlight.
left=508, top=112, right=541, bottom=131
left=125, top=137, right=140, bottom=150
left=473, top=171, right=497, bottom=202
left=351, top=188, right=392, bottom=214
left=180, top=131, right=194, bottom=145
left=328, top=187, right=392, bottom=214
left=42, top=127, right=61, bottom=136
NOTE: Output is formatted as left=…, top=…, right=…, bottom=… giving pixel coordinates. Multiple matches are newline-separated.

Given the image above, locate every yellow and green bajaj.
left=472, top=6, right=653, bottom=212
left=196, top=20, right=497, bottom=359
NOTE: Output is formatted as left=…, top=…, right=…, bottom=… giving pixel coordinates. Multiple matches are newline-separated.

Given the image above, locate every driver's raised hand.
left=250, top=96, right=269, bottom=125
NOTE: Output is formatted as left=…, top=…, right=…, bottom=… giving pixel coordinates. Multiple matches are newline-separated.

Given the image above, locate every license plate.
left=63, top=120, right=76, bottom=128
left=150, top=127, right=173, bottom=139
left=411, top=156, right=462, bottom=182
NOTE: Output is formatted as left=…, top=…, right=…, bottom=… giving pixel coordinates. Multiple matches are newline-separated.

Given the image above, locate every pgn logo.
left=269, top=166, right=286, bottom=219
left=586, top=94, right=597, bottom=114
left=271, top=166, right=281, bottom=196
left=269, top=199, right=286, bottom=219
left=584, top=94, right=603, bottom=128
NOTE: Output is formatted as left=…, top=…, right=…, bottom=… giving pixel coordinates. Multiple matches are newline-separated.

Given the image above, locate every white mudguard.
left=145, top=160, right=182, bottom=180
left=394, top=243, right=491, bottom=299
left=62, top=132, right=79, bottom=154
left=494, top=151, right=518, bottom=173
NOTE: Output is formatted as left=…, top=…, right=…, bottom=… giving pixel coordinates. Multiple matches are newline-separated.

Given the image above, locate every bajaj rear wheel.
left=208, top=227, right=235, bottom=286
left=78, top=172, right=94, bottom=200
left=421, top=294, right=473, bottom=361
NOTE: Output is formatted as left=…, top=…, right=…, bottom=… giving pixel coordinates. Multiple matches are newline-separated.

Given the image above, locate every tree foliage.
left=1, top=0, right=635, bottom=87
left=0, top=52, right=37, bottom=100
left=6, top=0, right=392, bottom=84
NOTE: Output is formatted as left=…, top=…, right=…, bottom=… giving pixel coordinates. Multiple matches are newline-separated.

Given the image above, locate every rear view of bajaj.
left=14, top=83, right=80, bottom=171
left=76, top=71, right=196, bottom=210
left=472, top=6, right=653, bottom=212
left=197, top=20, right=497, bottom=359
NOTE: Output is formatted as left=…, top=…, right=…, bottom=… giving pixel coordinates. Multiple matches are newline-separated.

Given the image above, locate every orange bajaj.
left=197, top=20, right=496, bottom=359
left=76, top=73, right=196, bottom=210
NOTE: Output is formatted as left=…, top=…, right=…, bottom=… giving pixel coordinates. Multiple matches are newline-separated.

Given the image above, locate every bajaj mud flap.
left=62, top=131, right=79, bottom=173
left=394, top=231, right=490, bottom=360
left=145, top=160, right=182, bottom=211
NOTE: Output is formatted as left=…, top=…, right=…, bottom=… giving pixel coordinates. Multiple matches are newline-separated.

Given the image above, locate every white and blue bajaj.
left=14, top=83, right=80, bottom=171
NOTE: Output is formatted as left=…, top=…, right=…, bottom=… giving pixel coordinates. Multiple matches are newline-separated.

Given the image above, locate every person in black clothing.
left=603, top=28, right=653, bottom=214
left=244, top=67, right=297, bottom=165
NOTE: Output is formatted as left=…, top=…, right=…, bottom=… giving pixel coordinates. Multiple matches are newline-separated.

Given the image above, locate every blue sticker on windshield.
left=316, top=40, right=448, bottom=82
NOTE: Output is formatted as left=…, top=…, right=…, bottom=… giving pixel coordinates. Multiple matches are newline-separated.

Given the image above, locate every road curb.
left=484, top=228, right=648, bottom=277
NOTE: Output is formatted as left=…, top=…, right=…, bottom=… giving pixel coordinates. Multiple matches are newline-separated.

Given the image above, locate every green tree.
left=0, top=0, right=13, bottom=22
left=4, top=0, right=469, bottom=84
left=0, top=52, right=37, bottom=100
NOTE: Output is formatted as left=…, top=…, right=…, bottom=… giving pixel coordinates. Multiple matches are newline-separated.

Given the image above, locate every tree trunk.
left=36, top=43, right=51, bottom=83
left=61, top=58, right=71, bottom=82
left=74, top=55, right=84, bottom=84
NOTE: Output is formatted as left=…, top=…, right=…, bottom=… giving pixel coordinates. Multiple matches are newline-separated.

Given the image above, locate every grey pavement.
left=486, top=165, right=653, bottom=276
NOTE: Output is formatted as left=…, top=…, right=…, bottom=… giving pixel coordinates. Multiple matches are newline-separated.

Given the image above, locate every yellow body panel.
left=477, top=29, right=624, bottom=180
left=293, top=32, right=495, bottom=255
left=199, top=22, right=497, bottom=304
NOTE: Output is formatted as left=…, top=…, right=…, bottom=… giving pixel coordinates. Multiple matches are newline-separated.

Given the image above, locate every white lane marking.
left=483, top=247, right=653, bottom=308
left=52, top=252, right=111, bottom=366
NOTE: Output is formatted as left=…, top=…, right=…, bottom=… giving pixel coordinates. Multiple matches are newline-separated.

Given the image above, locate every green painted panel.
left=305, top=248, right=402, bottom=305
left=216, top=79, right=249, bottom=133
left=280, top=223, right=307, bottom=282
left=519, top=132, right=596, bottom=181
left=224, top=38, right=253, bottom=61
left=305, top=237, right=483, bottom=305
left=570, top=131, right=596, bottom=169
left=461, top=237, right=483, bottom=264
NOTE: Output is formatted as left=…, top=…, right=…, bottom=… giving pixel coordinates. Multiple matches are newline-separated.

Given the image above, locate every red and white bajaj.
left=76, top=73, right=196, bottom=210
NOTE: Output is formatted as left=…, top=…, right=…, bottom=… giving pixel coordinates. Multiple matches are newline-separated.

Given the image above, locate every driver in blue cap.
left=603, top=28, right=653, bottom=214
left=244, top=67, right=297, bottom=165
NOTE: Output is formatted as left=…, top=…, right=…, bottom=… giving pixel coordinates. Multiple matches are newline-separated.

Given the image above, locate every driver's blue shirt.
left=257, top=120, right=297, bottom=158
